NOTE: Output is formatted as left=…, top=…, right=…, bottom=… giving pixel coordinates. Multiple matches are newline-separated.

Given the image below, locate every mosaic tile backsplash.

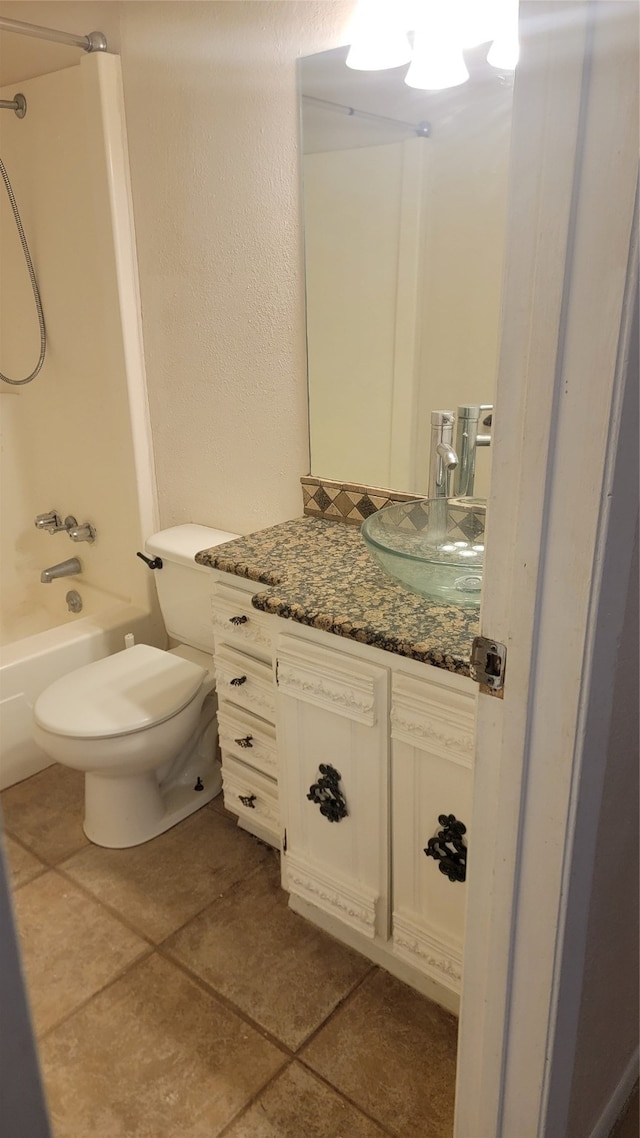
left=301, top=476, right=418, bottom=525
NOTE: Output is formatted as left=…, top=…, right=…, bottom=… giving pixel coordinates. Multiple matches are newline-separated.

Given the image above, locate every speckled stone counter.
left=196, top=517, right=480, bottom=676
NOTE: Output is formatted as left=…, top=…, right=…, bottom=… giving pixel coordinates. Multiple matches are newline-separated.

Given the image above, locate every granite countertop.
left=196, top=517, right=480, bottom=676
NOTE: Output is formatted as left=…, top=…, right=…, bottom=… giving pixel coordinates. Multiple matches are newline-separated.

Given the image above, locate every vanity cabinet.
left=211, top=577, right=279, bottom=846
left=390, top=671, right=474, bottom=993
left=208, top=569, right=476, bottom=1007
left=274, top=625, right=476, bottom=1008
left=276, top=635, right=389, bottom=941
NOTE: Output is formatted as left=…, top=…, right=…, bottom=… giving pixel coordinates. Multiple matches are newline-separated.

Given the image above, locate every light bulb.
left=405, top=27, right=469, bottom=90
left=346, top=0, right=412, bottom=71
left=487, top=32, right=519, bottom=70
left=458, top=0, right=501, bottom=48
left=487, top=0, right=520, bottom=70
left=346, top=32, right=412, bottom=71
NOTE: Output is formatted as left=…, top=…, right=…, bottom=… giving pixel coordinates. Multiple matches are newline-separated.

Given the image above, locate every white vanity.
left=203, top=520, right=478, bottom=1013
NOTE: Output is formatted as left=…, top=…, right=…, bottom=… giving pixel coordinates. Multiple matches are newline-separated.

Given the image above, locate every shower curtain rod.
left=302, top=94, right=431, bottom=138
left=0, top=15, right=107, bottom=54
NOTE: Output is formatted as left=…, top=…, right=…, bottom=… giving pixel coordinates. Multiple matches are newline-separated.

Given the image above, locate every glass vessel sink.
left=361, top=498, right=486, bottom=606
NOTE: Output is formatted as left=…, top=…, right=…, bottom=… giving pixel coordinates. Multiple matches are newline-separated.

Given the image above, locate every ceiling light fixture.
left=345, top=0, right=519, bottom=90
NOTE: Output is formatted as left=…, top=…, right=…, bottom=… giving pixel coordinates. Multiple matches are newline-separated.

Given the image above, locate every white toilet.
left=32, top=524, right=238, bottom=849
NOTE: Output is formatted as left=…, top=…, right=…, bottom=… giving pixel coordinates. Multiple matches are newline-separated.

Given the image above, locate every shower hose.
left=0, top=155, right=46, bottom=385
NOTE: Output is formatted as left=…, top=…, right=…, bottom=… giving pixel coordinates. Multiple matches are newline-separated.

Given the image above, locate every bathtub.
left=0, top=583, right=163, bottom=790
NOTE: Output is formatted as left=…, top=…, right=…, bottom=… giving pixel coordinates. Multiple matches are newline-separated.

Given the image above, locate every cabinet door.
left=391, top=671, right=476, bottom=995
left=277, top=635, right=389, bottom=941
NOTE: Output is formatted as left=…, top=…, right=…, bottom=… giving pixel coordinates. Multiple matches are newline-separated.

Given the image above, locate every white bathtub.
left=0, top=584, right=162, bottom=790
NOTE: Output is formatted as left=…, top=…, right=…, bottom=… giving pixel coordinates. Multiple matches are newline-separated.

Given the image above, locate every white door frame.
left=456, top=2, right=638, bottom=1135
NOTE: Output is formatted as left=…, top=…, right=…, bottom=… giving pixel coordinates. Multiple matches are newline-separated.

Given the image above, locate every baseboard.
left=589, top=1047, right=639, bottom=1138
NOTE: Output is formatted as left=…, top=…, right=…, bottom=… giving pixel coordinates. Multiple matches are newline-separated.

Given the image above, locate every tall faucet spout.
left=40, top=557, right=81, bottom=584
left=428, top=411, right=458, bottom=500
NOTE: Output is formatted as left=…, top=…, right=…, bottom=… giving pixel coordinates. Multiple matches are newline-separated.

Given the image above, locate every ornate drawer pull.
left=234, top=735, right=253, bottom=748
left=307, top=764, right=348, bottom=823
left=239, top=793, right=256, bottom=809
left=229, top=615, right=248, bottom=626
left=424, top=814, right=467, bottom=883
left=230, top=675, right=247, bottom=686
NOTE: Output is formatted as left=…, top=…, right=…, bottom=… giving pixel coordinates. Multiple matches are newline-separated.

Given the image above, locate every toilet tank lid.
left=146, top=524, right=239, bottom=570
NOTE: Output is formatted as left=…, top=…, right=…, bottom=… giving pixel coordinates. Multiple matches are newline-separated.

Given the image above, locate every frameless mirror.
left=299, top=44, right=514, bottom=496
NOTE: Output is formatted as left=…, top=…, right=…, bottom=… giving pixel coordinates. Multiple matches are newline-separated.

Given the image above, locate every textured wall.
left=1, top=1, right=356, bottom=536
left=117, top=0, right=356, bottom=534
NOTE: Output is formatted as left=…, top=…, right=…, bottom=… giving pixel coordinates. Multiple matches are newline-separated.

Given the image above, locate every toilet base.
left=83, top=756, right=222, bottom=849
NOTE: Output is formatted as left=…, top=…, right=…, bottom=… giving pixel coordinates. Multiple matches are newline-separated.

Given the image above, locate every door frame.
left=455, top=2, right=638, bottom=1135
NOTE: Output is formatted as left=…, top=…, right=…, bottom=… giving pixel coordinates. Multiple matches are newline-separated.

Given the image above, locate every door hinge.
left=471, top=635, right=507, bottom=693
left=283, top=829, right=287, bottom=853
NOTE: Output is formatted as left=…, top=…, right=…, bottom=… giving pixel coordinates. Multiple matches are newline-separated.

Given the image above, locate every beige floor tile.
left=61, top=807, right=271, bottom=943
left=165, top=859, right=371, bottom=1050
left=302, top=970, right=458, bottom=1138
left=12, top=870, right=148, bottom=1036
left=1, top=764, right=88, bottom=863
left=40, top=953, right=287, bottom=1138
left=2, top=832, right=47, bottom=889
left=223, top=1062, right=389, bottom=1137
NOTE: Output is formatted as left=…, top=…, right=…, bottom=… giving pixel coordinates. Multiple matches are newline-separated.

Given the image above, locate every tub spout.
left=40, top=557, right=81, bottom=584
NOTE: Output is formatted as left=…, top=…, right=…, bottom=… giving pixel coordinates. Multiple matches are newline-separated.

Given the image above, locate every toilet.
left=32, top=524, right=238, bottom=849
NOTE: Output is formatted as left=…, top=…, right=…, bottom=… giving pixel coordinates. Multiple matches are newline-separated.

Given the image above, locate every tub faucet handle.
left=35, top=510, right=63, bottom=533
left=68, top=522, right=96, bottom=543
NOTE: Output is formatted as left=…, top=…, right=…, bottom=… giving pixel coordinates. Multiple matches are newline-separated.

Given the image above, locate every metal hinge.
left=283, top=829, right=287, bottom=853
left=471, top=635, right=507, bottom=693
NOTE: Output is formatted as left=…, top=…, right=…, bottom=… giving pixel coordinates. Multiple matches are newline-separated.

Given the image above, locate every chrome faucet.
left=34, top=511, right=96, bottom=542
left=428, top=411, right=458, bottom=499
left=454, top=404, right=493, bottom=498
left=40, top=557, right=81, bottom=584
left=34, top=510, right=66, bottom=534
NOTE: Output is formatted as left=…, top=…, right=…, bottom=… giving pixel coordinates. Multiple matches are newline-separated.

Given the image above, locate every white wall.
left=1, top=1, right=357, bottom=536
left=117, top=0, right=357, bottom=534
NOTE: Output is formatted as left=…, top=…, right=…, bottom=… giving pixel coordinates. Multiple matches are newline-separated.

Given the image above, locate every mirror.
left=299, top=45, right=514, bottom=497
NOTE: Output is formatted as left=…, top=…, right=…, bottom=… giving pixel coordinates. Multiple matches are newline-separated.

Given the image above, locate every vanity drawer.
left=215, top=643, right=276, bottom=723
left=211, top=583, right=273, bottom=659
left=221, top=754, right=280, bottom=846
left=217, top=705, right=278, bottom=781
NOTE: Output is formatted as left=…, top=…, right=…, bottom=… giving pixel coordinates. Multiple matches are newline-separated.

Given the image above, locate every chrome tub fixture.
left=67, top=521, right=96, bottom=543
left=40, top=558, right=81, bottom=584
left=34, top=512, right=96, bottom=542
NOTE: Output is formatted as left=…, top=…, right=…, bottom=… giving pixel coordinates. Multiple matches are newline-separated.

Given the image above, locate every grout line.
left=53, top=866, right=160, bottom=949
left=215, top=1059, right=296, bottom=1138
left=54, top=835, right=274, bottom=950
left=295, top=1056, right=402, bottom=1137
left=36, top=946, right=155, bottom=1044
left=1, top=825, right=89, bottom=872
left=156, top=944, right=294, bottom=1059
left=294, top=962, right=376, bottom=1055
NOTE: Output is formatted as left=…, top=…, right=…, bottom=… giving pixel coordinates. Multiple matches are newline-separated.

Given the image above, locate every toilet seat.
left=34, top=644, right=206, bottom=740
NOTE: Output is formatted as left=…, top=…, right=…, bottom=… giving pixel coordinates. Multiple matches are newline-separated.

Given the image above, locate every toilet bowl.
left=32, top=524, right=238, bottom=849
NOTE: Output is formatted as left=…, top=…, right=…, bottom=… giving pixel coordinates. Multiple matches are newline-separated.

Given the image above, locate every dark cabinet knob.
left=230, top=675, right=247, bottom=687
left=239, top=793, right=256, bottom=809
left=229, top=615, right=248, bottom=626
left=424, top=814, right=467, bottom=883
left=234, top=735, right=253, bottom=748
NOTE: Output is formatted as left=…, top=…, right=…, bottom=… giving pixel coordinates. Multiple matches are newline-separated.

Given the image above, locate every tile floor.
left=2, top=763, right=458, bottom=1138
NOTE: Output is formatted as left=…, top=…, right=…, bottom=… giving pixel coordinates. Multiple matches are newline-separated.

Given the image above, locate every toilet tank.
left=145, top=524, right=238, bottom=653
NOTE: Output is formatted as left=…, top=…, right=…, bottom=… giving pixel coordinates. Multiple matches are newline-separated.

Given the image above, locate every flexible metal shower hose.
left=0, top=155, right=46, bottom=385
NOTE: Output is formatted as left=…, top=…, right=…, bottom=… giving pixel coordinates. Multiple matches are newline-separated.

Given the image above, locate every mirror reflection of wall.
left=300, top=45, right=514, bottom=497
